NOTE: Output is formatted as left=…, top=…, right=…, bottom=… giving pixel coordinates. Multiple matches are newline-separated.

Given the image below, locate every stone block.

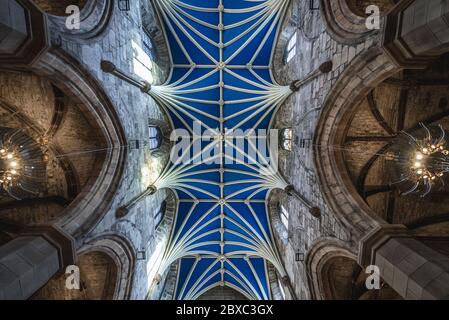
left=0, top=264, right=21, bottom=299
left=421, top=272, right=449, bottom=300
left=410, top=262, right=444, bottom=289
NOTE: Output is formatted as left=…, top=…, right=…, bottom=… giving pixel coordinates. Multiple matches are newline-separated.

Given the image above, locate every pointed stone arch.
left=77, top=234, right=135, bottom=300
left=197, top=285, right=250, bottom=300
left=313, top=47, right=401, bottom=240
left=32, top=236, right=133, bottom=300
left=30, top=49, right=128, bottom=239
left=305, top=238, right=357, bottom=300
left=45, top=0, right=114, bottom=41
left=320, top=0, right=382, bottom=45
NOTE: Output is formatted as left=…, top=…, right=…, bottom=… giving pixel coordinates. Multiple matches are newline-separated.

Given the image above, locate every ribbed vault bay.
left=150, top=0, right=292, bottom=299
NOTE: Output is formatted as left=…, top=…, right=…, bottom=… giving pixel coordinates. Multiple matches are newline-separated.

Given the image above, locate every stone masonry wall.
left=272, top=0, right=380, bottom=299
left=47, top=0, right=171, bottom=299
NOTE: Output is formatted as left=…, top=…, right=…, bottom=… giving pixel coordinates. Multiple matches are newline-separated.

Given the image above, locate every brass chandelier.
left=390, top=123, right=449, bottom=197
left=0, top=144, right=21, bottom=189
left=0, top=127, right=46, bottom=200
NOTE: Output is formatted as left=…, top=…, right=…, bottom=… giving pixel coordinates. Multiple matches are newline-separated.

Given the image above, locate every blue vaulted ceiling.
left=149, top=0, right=292, bottom=300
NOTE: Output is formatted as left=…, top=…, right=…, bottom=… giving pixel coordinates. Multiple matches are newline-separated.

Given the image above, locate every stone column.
left=359, top=225, right=449, bottom=299
left=0, top=0, right=49, bottom=68
left=383, top=0, right=449, bottom=68
left=0, top=225, right=75, bottom=300
left=0, top=0, right=28, bottom=54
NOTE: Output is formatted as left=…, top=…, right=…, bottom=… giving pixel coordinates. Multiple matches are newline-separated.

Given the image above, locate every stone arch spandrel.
left=46, top=0, right=114, bottom=41
left=320, top=0, right=382, bottom=45
left=30, top=49, right=127, bottom=239
left=313, top=47, right=401, bottom=240
left=305, top=238, right=357, bottom=300
left=78, top=234, right=135, bottom=300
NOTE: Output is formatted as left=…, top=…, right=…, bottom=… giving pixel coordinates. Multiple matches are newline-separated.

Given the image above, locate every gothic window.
left=142, top=28, right=154, bottom=60
left=280, top=205, right=289, bottom=230
left=148, top=126, right=162, bottom=150
left=146, top=242, right=164, bottom=286
left=284, top=32, right=297, bottom=64
left=281, top=128, right=293, bottom=151
left=132, top=32, right=154, bottom=84
left=278, top=277, right=286, bottom=299
left=154, top=200, right=166, bottom=229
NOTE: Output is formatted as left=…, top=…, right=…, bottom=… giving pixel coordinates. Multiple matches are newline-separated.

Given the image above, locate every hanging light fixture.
left=0, top=127, right=46, bottom=200
left=388, top=123, right=449, bottom=197
left=0, top=144, right=21, bottom=190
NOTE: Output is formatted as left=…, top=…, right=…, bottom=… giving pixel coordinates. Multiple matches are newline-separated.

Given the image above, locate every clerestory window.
left=284, top=32, right=297, bottom=64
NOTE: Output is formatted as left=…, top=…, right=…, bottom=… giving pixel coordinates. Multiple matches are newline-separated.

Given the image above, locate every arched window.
left=146, top=241, right=164, bottom=290
left=154, top=200, right=166, bottom=229
left=278, top=277, right=286, bottom=300
left=142, top=28, right=155, bottom=60
left=132, top=30, right=154, bottom=84
left=280, top=128, right=293, bottom=151
left=284, top=32, right=297, bottom=64
left=280, top=205, right=289, bottom=229
left=148, top=126, right=162, bottom=150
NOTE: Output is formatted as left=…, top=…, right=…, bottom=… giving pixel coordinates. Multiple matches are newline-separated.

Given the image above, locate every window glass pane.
left=284, top=32, right=297, bottom=64
left=287, top=32, right=297, bottom=50
left=132, top=40, right=154, bottom=84
left=149, top=126, right=158, bottom=138
left=283, top=139, right=292, bottom=151
left=154, top=211, right=161, bottom=225
left=278, top=278, right=286, bottom=299
left=283, top=129, right=292, bottom=139
left=149, top=138, right=158, bottom=150
left=146, top=242, right=164, bottom=290
left=154, top=201, right=166, bottom=228
left=287, top=47, right=296, bottom=63
left=280, top=205, right=289, bottom=229
left=142, top=30, right=154, bottom=59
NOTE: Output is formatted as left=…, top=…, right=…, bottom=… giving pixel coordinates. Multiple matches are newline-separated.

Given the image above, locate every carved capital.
left=358, top=224, right=409, bottom=266
left=309, top=207, right=321, bottom=218
left=21, top=224, right=76, bottom=275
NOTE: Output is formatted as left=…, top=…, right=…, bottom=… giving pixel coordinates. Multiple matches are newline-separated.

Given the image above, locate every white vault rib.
left=148, top=0, right=293, bottom=300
